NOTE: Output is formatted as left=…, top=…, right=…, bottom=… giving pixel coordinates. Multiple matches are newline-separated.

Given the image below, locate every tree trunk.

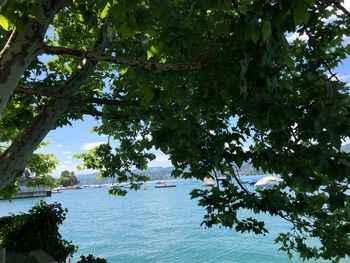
left=0, top=0, right=64, bottom=113
left=0, top=22, right=109, bottom=191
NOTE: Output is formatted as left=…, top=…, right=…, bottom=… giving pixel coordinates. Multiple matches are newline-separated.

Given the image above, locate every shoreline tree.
left=57, top=170, right=79, bottom=187
left=1, top=0, right=350, bottom=261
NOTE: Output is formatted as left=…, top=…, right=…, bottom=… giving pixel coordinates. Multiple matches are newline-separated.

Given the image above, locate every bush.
left=77, top=254, right=107, bottom=263
left=0, top=201, right=77, bottom=262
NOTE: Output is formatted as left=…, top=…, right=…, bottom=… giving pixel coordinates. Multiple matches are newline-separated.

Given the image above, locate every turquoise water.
left=0, top=180, right=342, bottom=262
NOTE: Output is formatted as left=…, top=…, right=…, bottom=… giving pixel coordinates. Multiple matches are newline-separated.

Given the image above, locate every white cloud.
left=52, top=162, right=97, bottom=177
left=339, top=73, right=350, bottom=82
left=342, top=137, right=350, bottom=146
left=62, top=150, right=72, bottom=154
left=148, top=154, right=172, bottom=167
left=57, top=144, right=62, bottom=148
left=81, top=141, right=105, bottom=151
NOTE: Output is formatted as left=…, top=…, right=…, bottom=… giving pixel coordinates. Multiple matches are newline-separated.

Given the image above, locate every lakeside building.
left=0, top=170, right=51, bottom=200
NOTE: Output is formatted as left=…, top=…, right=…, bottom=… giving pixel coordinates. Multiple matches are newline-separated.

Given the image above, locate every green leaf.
left=262, top=20, right=271, bottom=41
left=120, top=67, right=128, bottom=75
left=95, top=174, right=102, bottom=180
left=147, top=45, right=158, bottom=60
left=247, top=22, right=259, bottom=44
left=239, top=57, right=249, bottom=79
left=0, top=15, right=10, bottom=30
left=147, top=50, right=154, bottom=60
left=294, top=1, right=309, bottom=24
left=27, top=6, right=45, bottom=22
left=142, top=86, right=155, bottom=104
left=346, top=203, right=350, bottom=217
left=100, top=2, right=111, bottom=19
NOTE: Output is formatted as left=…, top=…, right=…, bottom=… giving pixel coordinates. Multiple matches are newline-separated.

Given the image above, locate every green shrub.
left=0, top=201, right=77, bottom=262
left=77, top=254, right=107, bottom=263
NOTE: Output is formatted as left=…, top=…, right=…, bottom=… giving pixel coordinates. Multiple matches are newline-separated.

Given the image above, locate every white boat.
left=119, top=182, right=131, bottom=188
left=202, top=178, right=216, bottom=187
left=155, top=181, right=176, bottom=188
left=254, top=176, right=280, bottom=190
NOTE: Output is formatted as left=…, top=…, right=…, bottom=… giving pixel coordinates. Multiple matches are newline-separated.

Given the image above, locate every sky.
left=38, top=116, right=171, bottom=177
left=37, top=1, right=350, bottom=177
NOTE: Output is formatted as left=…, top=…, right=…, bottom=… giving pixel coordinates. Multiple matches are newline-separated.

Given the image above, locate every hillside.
left=76, top=164, right=264, bottom=185
left=76, top=167, right=175, bottom=185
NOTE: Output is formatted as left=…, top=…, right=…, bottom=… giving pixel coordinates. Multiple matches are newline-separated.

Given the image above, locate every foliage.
left=0, top=180, right=19, bottom=200
left=57, top=170, right=79, bottom=187
left=0, top=143, right=58, bottom=199
left=77, top=255, right=107, bottom=263
left=0, top=201, right=77, bottom=262
left=1, top=0, right=350, bottom=261
left=75, top=143, right=151, bottom=194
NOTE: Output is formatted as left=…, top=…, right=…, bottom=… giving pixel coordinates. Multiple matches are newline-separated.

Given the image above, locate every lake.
left=0, top=180, right=340, bottom=262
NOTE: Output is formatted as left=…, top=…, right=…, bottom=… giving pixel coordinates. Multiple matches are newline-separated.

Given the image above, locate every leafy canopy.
left=1, top=0, right=350, bottom=262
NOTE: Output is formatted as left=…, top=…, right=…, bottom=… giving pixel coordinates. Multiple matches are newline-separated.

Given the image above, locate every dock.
left=0, top=186, right=51, bottom=200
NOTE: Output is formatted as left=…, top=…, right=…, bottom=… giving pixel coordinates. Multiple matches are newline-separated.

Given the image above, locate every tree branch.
left=331, top=0, right=350, bottom=17
left=15, top=86, right=139, bottom=107
left=73, top=108, right=126, bottom=119
left=42, top=45, right=202, bottom=71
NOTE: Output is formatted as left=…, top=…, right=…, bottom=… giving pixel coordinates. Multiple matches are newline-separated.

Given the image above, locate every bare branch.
left=42, top=45, right=202, bottom=71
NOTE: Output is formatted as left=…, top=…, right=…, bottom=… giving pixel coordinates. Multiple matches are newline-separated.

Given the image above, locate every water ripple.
left=0, top=181, right=331, bottom=263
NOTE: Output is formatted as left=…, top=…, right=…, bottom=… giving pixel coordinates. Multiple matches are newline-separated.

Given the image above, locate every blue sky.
left=37, top=2, right=350, bottom=177
left=38, top=116, right=171, bottom=177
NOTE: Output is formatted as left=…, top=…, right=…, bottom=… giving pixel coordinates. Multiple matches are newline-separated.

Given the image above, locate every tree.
left=0, top=142, right=58, bottom=198
left=57, top=170, right=79, bottom=187
left=1, top=0, right=350, bottom=261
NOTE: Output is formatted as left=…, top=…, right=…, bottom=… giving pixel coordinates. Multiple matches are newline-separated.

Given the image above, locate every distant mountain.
left=76, top=164, right=263, bottom=185
left=77, top=145, right=350, bottom=184
left=134, top=166, right=174, bottom=174
left=76, top=166, right=175, bottom=185
left=76, top=172, right=113, bottom=185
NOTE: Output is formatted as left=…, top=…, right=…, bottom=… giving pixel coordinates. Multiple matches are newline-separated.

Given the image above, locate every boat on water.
left=115, top=182, right=143, bottom=188
left=240, top=177, right=259, bottom=185
left=254, top=176, right=280, bottom=190
left=202, top=178, right=216, bottom=187
left=154, top=181, right=176, bottom=188
left=118, top=182, right=131, bottom=188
